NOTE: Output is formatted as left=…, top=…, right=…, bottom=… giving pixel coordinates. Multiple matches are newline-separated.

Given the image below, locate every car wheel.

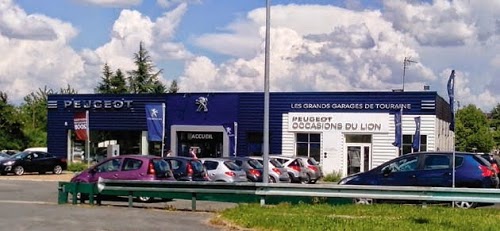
left=301, top=174, right=311, bottom=184
left=53, top=165, right=63, bottom=174
left=14, top=166, right=24, bottom=176
left=353, top=198, right=374, bottom=205
left=268, top=176, right=277, bottom=183
left=453, top=201, right=477, bottom=209
left=137, top=196, right=153, bottom=203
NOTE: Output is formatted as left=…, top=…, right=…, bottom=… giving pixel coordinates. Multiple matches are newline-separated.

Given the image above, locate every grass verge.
left=217, top=203, right=500, bottom=231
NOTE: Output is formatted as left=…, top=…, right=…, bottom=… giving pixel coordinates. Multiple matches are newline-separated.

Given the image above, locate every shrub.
left=322, top=170, right=343, bottom=183
left=67, top=162, right=88, bottom=172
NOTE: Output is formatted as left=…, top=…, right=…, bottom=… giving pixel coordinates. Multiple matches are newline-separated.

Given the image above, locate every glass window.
left=248, top=159, right=263, bottom=169
left=296, top=133, right=321, bottom=162
left=123, top=158, right=142, bottom=171
left=152, top=159, right=170, bottom=173
left=247, top=132, right=264, bottom=156
left=203, top=161, right=218, bottom=170
left=424, top=155, right=450, bottom=170
left=224, top=161, right=241, bottom=171
left=381, top=155, right=419, bottom=173
left=402, top=135, right=427, bottom=154
left=168, top=160, right=181, bottom=170
left=345, top=135, right=372, bottom=143
left=96, top=158, right=122, bottom=173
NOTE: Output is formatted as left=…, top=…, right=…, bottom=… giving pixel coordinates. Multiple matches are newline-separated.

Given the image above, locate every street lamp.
left=262, top=0, right=271, bottom=187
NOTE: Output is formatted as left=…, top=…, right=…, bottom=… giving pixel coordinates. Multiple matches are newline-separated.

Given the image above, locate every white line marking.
left=0, top=200, right=56, bottom=205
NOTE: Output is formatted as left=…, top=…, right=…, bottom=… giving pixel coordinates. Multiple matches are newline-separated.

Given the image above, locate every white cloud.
left=183, top=4, right=434, bottom=94
left=0, top=0, right=84, bottom=104
left=183, top=2, right=500, bottom=111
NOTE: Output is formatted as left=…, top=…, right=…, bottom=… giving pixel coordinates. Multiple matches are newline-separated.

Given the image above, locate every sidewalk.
left=0, top=171, right=75, bottom=182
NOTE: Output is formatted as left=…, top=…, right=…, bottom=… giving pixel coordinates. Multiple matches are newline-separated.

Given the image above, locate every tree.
left=455, top=104, right=494, bottom=153
left=0, top=92, right=26, bottom=150
left=489, top=104, right=500, bottom=150
left=110, top=69, right=128, bottom=94
left=127, top=42, right=166, bottom=93
left=168, top=80, right=179, bottom=93
left=18, top=87, right=53, bottom=147
left=95, top=63, right=113, bottom=93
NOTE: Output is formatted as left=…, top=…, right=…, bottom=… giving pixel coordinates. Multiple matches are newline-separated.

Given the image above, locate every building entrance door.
left=347, top=145, right=371, bottom=175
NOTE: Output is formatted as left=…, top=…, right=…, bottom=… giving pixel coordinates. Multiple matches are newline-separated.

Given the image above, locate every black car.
left=338, top=151, right=499, bottom=209
left=164, top=156, right=208, bottom=181
left=0, top=151, right=67, bottom=175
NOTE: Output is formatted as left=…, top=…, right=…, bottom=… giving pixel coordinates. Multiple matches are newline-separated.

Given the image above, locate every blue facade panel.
left=47, top=91, right=449, bottom=158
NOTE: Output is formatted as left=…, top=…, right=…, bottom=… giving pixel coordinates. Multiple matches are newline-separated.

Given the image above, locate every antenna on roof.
left=402, top=57, right=417, bottom=92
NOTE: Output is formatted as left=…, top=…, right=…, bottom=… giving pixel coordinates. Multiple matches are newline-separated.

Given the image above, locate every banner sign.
left=447, top=70, right=455, bottom=131
left=392, top=109, right=402, bottom=148
left=223, top=122, right=237, bottom=156
left=74, top=111, right=89, bottom=141
left=412, top=117, right=421, bottom=152
left=145, top=103, right=165, bottom=141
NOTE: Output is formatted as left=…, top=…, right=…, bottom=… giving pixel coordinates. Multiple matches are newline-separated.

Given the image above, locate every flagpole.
left=161, top=103, right=166, bottom=158
left=400, top=107, right=403, bottom=156
left=85, top=110, right=90, bottom=167
left=234, top=122, right=238, bottom=156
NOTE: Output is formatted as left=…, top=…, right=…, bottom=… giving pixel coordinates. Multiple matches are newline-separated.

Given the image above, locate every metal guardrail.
left=57, top=179, right=500, bottom=211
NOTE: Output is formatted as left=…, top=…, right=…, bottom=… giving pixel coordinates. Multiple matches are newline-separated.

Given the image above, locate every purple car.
left=71, top=155, right=175, bottom=202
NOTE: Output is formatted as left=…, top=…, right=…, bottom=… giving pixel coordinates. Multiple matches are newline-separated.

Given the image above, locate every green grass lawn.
left=216, top=203, right=500, bottom=231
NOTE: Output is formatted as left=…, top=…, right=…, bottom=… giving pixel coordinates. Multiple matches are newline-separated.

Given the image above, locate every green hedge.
left=67, top=162, right=89, bottom=172
left=322, top=170, right=343, bottom=183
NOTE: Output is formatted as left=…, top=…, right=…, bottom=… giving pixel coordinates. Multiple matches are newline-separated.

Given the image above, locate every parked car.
left=269, top=155, right=311, bottom=184
left=164, top=156, right=209, bottom=181
left=71, top=155, right=175, bottom=202
left=248, top=156, right=290, bottom=183
left=479, top=154, right=500, bottom=178
left=200, top=158, right=248, bottom=182
left=296, top=156, right=323, bottom=183
left=338, top=151, right=500, bottom=209
left=0, top=150, right=67, bottom=176
left=0, top=153, right=11, bottom=161
left=228, top=156, right=265, bottom=182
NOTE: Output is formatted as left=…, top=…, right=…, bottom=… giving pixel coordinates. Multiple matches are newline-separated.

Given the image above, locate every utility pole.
left=402, top=57, right=417, bottom=91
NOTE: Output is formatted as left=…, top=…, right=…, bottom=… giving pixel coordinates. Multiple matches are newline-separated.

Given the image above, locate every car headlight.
left=338, top=176, right=355, bottom=185
left=2, top=161, right=15, bottom=166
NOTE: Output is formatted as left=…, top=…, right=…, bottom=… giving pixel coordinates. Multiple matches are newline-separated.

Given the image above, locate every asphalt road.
left=0, top=179, right=237, bottom=231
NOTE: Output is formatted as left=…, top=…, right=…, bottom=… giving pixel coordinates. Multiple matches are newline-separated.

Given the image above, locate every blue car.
left=338, top=151, right=499, bottom=208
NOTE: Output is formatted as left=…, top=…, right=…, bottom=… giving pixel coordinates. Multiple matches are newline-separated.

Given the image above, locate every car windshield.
left=10, top=152, right=29, bottom=160
left=190, top=160, right=205, bottom=173
left=224, top=161, right=242, bottom=171
left=0, top=153, right=10, bottom=159
left=248, top=159, right=263, bottom=169
left=269, top=159, right=284, bottom=168
left=307, top=158, right=319, bottom=165
left=152, top=159, right=170, bottom=173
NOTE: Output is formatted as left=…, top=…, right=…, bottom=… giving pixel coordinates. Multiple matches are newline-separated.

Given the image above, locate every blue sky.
left=1, top=0, right=500, bottom=111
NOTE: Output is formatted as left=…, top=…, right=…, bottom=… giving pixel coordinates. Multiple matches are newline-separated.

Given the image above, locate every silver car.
left=200, top=158, right=248, bottom=183
left=270, top=155, right=311, bottom=184
left=248, top=156, right=290, bottom=183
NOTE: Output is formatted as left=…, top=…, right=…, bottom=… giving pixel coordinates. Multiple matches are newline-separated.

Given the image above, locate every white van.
left=24, top=147, right=48, bottom=152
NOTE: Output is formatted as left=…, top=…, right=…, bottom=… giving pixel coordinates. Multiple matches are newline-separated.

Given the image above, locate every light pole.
left=262, top=0, right=271, bottom=189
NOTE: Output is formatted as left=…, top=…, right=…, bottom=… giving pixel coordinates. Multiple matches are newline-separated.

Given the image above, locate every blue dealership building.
left=47, top=91, right=453, bottom=176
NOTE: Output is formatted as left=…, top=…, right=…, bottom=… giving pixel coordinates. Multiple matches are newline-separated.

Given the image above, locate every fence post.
left=128, top=192, right=134, bottom=207
left=191, top=192, right=197, bottom=211
left=57, top=182, right=68, bottom=204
